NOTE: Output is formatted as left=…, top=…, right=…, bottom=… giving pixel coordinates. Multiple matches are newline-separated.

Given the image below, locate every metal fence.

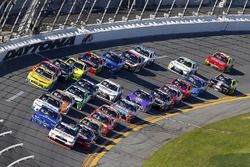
left=0, top=0, right=250, bottom=43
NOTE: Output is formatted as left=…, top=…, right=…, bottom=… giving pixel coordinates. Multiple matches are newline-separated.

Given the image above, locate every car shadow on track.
left=131, top=116, right=150, bottom=126
left=67, top=107, right=88, bottom=120
left=199, top=91, right=219, bottom=100
left=228, top=68, right=244, bottom=76
left=233, top=90, right=247, bottom=97
left=106, top=130, right=124, bottom=139
left=145, top=62, right=167, bottom=72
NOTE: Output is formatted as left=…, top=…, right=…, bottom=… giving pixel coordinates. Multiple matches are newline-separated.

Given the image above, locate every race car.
left=205, top=52, right=234, bottom=72
left=168, top=57, right=198, bottom=76
left=97, top=105, right=121, bottom=127
left=168, top=78, right=192, bottom=99
left=27, top=66, right=58, bottom=90
left=96, top=79, right=123, bottom=103
left=184, top=74, right=208, bottom=97
left=51, top=89, right=75, bottom=115
left=48, top=122, right=80, bottom=148
left=31, top=106, right=62, bottom=130
left=101, top=51, right=125, bottom=72
left=80, top=117, right=102, bottom=137
left=74, top=78, right=97, bottom=101
left=32, top=93, right=62, bottom=113
left=77, top=125, right=96, bottom=149
left=208, top=74, right=237, bottom=95
left=122, top=50, right=145, bottom=72
left=151, top=89, right=174, bottom=111
left=87, top=111, right=114, bottom=136
left=52, top=59, right=74, bottom=81
left=64, top=84, right=90, bottom=110
left=111, top=98, right=140, bottom=122
left=134, top=45, right=156, bottom=65
left=160, top=84, right=183, bottom=106
left=126, top=89, right=154, bottom=112
left=32, top=60, right=61, bottom=78
left=65, top=58, right=88, bottom=81
left=78, top=52, right=103, bottom=74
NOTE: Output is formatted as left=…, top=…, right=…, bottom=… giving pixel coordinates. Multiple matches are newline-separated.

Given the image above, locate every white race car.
left=48, top=122, right=79, bottom=148
left=168, top=57, right=198, bottom=76
left=96, top=79, right=123, bottom=103
left=32, top=93, right=62, bottom=113
left=134, top=46, right=156, bottom=65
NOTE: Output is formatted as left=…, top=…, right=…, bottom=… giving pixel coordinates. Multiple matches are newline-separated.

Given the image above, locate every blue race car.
left=184, top=74, right=207, bottom=97
left=101, top=51, right=125, bottom=72
left=31, top=106, right=62, bottom=130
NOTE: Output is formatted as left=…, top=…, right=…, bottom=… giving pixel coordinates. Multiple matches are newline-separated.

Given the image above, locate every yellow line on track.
left=83, top=93, right=250, bottom=167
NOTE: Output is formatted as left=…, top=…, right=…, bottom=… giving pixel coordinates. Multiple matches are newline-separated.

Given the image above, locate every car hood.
left=35, top=111, right=59, bottom=125
left=172, top=60, right=191, bottom=71
left=97, top=84, right=118, bottom=96
left=128, top=94, right=151, bottom=107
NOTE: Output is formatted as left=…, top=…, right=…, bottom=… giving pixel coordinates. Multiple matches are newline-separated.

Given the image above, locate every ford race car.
left=168, top=78, right=192, bottom=99
left=160, top=84, right=183, bottom=106
left=151, top=89, right=174, bottom=111
left=96, top=79, right=123, bottom=103
left=51, top=89, right=74, bottom=115
left=32, top=93, right=62, bottom=113
left=52, top=59, right=73, bottom=81
left=64, top=84, right=89, bottom=110
left=48, top=122, right=80, bottom=148
left=122, top=50, right=145, bottom=72
left=32, top=60, right=61, bottom=78
left=80, top=117, right=102, bottom=137
left=111, top=98, right=140, bottom=122
left=97, top=105, right=120, bottom=127
left=65, top=58, right=88, bottom=81
left=27, top=66, right=58, bottom=90
left=134, top=46, right=156, bottom=65
left=31, top=106, right=62, bottom=130
left=101, top=51, right=125, bottom=72
left=208, top=74, right=237, bottom=95
left=205, top=52, right=234, bottom=72
left=184, top=74, right=207, bottom=97
left=75, top=78, right=97, bottom=101
left=127, top=89, right=154, bottom=112
left=168, top=57, right=198, bottom=76
left=77, top=125, right=96, bottom=149
left=78, top=52, right=103, bottom=74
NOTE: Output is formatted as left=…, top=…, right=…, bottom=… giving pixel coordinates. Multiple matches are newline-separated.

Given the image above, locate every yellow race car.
left=27, top=66, right=58, bottom=90
left=65, top=57, right=88, bottom=81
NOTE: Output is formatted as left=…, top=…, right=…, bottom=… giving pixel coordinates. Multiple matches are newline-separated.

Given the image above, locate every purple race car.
left=126, top=89, right=154, bottom=112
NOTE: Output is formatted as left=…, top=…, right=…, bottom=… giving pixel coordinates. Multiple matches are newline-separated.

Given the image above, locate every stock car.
left=168, top=78, right=192, bottom=99
left=31, top=106, right=62, bottom=130
left=64, top=84, right=90, bottom=110
left=77, top=125, right=96, bottom=149
left=184, top=74, right=208, bottom=97
left=80, top=117, right=102, bottom=137
left=97, top=105, right=121, bottom=127
left=151, top=89, right=174, bottom=111
left=208, top=74, right=237, bottom=95
left=134, top=46, right=156, bottom=65
left=27, top=66, right=58, bottom=90
left=75, top=78, right=97, bottom=101
left=48, top=122, right=80, bottom=148
left=160, top=84, right=183, bottom=106
left=52, top=59, right=74, bottom=81
left=78, top=52, right=103, bottom=74
left=122, top=50, right=145, bottom=72
left=205, top=52, right=234, bottom=72
left=51, top=89, right=75, bottom=115
left=32, top=93, right=62, bottom=113
left=168, top=57, right=198, bottom=76
left=126, top=89, right=154, bottom=112
left=32, top=61, right=61, bottom=78
left=65, top=58, right=88, bottom=81
left=111, top=98, right=140, bottom=122
left=101, top=51, right=125, bottom=72
left=96, top=79, right=123, bottom=103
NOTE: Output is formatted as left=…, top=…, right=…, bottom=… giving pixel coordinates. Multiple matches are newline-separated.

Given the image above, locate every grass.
left=143, top=112, right=250, bottom=167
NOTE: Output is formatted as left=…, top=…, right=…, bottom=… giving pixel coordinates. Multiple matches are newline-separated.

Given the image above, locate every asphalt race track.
left=1, top=33, right=250, bottom=167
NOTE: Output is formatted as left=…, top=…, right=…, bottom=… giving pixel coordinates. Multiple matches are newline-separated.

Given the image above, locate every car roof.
left=178, top=57, right=196, bottom=64
left=100, top=79, right=121, bottom=87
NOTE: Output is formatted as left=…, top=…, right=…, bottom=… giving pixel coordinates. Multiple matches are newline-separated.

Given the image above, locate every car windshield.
left=40, top=62, right=56, bottom=73
left=39, top=107, right=59, bottom=119
left=173, top=79, right=187, bottom=90
left=186, top=76, right=202, bottom=88
left=78, top=80, right=95, bottom=92
left=79, top=127, right=94, bottom=139
left=66, top=59, right=75, bottom=65
left=67, top=86, right=85, bottom=99
left=134, top=90, right=152, bottom=101
left=99, top=106, right=117, bottom=118
left=35, top=68, right=53, bottom=79
left=80, top=53, right=99, bottom=68
left=52, top=91, right=71, bottom=102
left=214, top=53, right=228, bottom=63
left=56, top=123, right=78, bottom=136
left=153, top=90, right=170, bottom=102
left=39, top=94, right=61, bottom=108
left=101, top=80, right=118, bottom=91
left=216, top=75, right=232, bottom=85
left=81, top=119, right=99, bottom=132
left=123, top=51, right=139, bottom=64
left=117, top=100, right=137, bottom=112
left=104, top=52, right=120, bottom=63
left=74, top=62, right=84, bottom=70
left=92, top=113, right=109, bottom=124
left=161, top=86, right=177, bottom=96
left=135, top=47, right=150, bottom=57
left=177, top=57, right=192, bottom=68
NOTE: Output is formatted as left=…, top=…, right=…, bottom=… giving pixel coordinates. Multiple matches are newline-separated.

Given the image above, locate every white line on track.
left=156, top=55, right=169, bottom=59
left=0, top=119, right=3, bottom=123
left=6, top=91, right=24, bottom=102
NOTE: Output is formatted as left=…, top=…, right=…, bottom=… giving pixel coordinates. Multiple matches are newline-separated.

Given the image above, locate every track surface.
left=0, top=33, right=250, bottom=167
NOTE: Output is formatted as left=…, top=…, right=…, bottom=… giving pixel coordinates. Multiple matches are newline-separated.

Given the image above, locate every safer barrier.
left=0, top=15, right=250, bottom=63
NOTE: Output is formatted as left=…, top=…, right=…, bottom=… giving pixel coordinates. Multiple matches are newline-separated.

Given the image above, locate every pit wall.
left=0, top=15, right=250, bottom=62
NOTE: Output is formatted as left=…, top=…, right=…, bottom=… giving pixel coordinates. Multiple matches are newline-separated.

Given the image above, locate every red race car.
left=32, top=61, right=61, bottom=77
left=168, top=78, right=192, bottom=100
left=160, top=84, right=183, bottom=106
left=78, top=52, right=103, bottom=74
left=205, top=52, right=234, bottom=72
left=96, top=105, right=120, bottom=128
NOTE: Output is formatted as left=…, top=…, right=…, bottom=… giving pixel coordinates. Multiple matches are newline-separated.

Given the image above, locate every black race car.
left=52, top=59, right=73, bottom=81
left=74, top=78, right=97, bottom=101
left=151, top=89, right=174, bottom=111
